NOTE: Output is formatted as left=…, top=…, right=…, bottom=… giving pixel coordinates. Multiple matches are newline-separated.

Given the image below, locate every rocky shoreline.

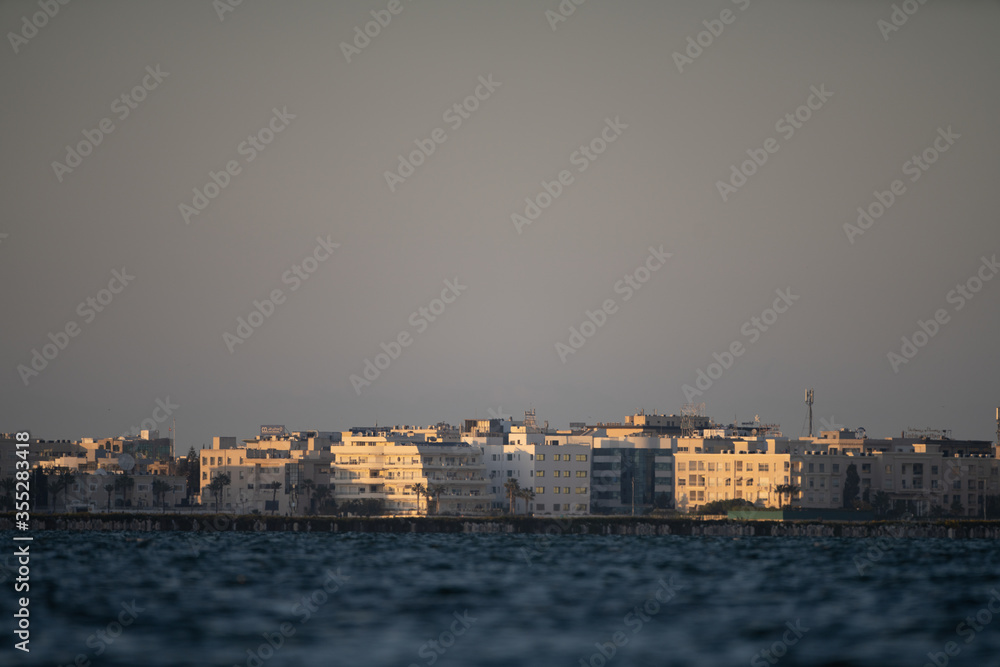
left=3, top=513, right=1000, bottom=538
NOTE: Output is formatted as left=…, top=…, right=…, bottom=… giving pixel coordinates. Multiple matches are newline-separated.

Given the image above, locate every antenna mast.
left=804, top=389, right=814, bottom=437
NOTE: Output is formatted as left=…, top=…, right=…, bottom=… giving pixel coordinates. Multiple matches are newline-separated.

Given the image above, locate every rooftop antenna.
left=805, top=389, right=815, bottom=437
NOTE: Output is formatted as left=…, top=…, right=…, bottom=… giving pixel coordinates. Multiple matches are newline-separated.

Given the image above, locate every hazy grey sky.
left=3, top=0, right=998, bottom=449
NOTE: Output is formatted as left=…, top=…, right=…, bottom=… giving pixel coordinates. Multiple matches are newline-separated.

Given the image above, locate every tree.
left=115, top=473, right=135, bottom=508
left=208, top=472, right=231, bottom=512
left=313, top=485, right=333, bottom=514
left=517, top=487, right=535, bottom=515
left=696, top=498, right=755, bottom=515
left=49, top=471, right=77, bottom=513
left=428, top=484, right=447, bottom=515
left=842, top=464, right=860, bottom=509
left=986, top=495, right=1000, bottom=520
left=298, top=479, right=316, bottom=514
left=180, top=447, right=200, bottom=502
left=267, top=481, right=283, bottom=515
left=774, top=484, right=800, bottom=508
left=412, top=483, right=426, bottom=515
left=871, top=491, right=891, bottom=517
left=104, top=483, right=115, bottom=512
left=503, top=478, right=521, bottom=514
left=152, top=479, right=171, bottom=512
left=950, top=497, right=965, bottom=517
left=0, top=477, right=14, bottom=511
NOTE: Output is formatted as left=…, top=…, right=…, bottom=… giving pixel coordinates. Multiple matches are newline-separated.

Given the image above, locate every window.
left=708, top=462, right=716, bottom=472
left=784, top=462, right=790, bottom=471
left=808, top=463, right=814, bottom=473
left=576, top=455, right=588, bottom=461
left=535, top=487, right=544, bottom=494
left=725, top=463, right=731, bottom=471
left=536, top=504, right=545, bottom=510
left=554, top=487, right=561, bottom=494
left=914, top=463, right=923, bottom=475
left=552, top=504, right=560, bottom=511
left=678, top=462, right=686, bottom=471
left=832, top=464, right=839, bottom=473
left=862, top=463, right=871, bottom=473
left=576, top=471, right=587, bottom=478
left=746, top=463, right=754, bottom=472
left=575, top=487, right=587, bottom=494
left=563, top=487, right=570, bottom=494
left=689, top=475, right=697, bottom=485
left=931, top=465, right=939, bottom=475
left=507, top=453, right=513, bottom=461
left=536, top=471, right=544, bottom=477
left=507, top=470, right=512, bottom=477
left=736, top=461, right=743, bottom=472
left=885, top=465, right=892, bottom=474
left=819, top=464, right=825, bottom=473
left=698, top=462, right=705, bottom=471
left=537, top=454, right=545, bottom=461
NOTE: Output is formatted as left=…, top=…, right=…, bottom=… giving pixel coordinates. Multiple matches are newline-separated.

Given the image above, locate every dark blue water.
left=2, top=530, right=1000, bottom=667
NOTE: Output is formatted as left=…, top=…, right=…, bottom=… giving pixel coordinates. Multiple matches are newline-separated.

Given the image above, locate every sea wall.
left=2, top=513, right=1000, bottom=538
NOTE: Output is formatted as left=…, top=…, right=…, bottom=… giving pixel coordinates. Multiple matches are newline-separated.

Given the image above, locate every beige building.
left=329, top=440, right=487, bottom=515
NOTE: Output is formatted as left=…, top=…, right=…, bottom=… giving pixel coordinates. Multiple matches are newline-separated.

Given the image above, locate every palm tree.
left=872, top=490, right=892, bottom=517
left=428, top=484, right=447, bottom=515
left=517, top=487, right=536, bottom=515
left=50, top=471, right=77, bottom=513
left=152, top=479, right=171, bottom=512
left=412, top=482, right=426, bottom=515
left=268, top=481, right=282, bottom=515
left=774, top=484, right=800, bottom=508
left=209, top=472, right=231, bottom=512
left=504, top=478, right=521, bottom=514
left=0, top=477, right=15, bottom=511
left=300, top=479, right=316, bottom=514
left=313, top=485, right=331, bottom=514
left=115, top=472, right=135, bottom=508
left=104, top=483, right=115, bottom=512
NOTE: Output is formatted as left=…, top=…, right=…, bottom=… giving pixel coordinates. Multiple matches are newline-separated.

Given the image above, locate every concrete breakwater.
left=2, top=513, right=1000, bottom=538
